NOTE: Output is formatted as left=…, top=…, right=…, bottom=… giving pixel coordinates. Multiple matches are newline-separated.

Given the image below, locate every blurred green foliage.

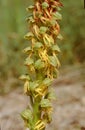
left=0, top=0, right=85, bottom=78
left=60, top=0, right=85, bottom=64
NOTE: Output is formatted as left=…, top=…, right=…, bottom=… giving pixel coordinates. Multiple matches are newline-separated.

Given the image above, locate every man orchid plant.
left=20, top=0, right=63, bottom=130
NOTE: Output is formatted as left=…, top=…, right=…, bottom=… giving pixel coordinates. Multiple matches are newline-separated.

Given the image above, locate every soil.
left=0, top=65, right=85, bottom=130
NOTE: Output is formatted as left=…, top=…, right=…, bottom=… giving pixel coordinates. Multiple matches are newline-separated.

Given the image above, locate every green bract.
left=26, top=5, right=34, bottom=11
left=24, top=32, right=34, bottom=40
left=53, top=12, right=62, bottom=20
left=43, top=78, right=52, bottom=86
left=34, top=42, right=43, bottom=49
left=40, top=99, right=52, bottom=108
left=34, top=59, right=45, bottom=69
left=49, top=56, right=58, bottom=67
left=57, top=34, right=63, bottom=40
left=19, top=75, right=30, bottom=81
left=24, top=57, right=34, bottom=65
left=40, top=26, right=48, bottom=34
left=42, top=2, right=49, bottom=9
left=52, top=44, right=61, bottom=53
left=21, top=109, right=33, bottom=121
left=23, top=46, right=32, bottom=53
left=27, top=16, right=35, bottom=23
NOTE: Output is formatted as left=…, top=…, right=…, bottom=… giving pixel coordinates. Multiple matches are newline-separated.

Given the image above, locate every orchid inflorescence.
left=20, top=0, right=63, bottom=130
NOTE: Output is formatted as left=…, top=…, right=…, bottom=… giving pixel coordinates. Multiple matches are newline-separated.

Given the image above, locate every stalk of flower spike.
left=20, top=0, right=63, bottom=130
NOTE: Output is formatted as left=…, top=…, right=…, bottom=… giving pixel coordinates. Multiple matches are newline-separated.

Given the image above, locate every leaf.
left=34, top=59, right=45, bottom=69
left=24, top=57, right=34, bottom=66
left=21, top=109, right=33, bottom=121
left=42, top=2, right=49, bottom=9
left=43, top=78, right=52, bottom=86
left=34, top=42, right=43, bottom=49
left=57, top=34, right=63, bottom=40
left=53, top=12, right=62, bottom=20
left=40, top=26, right=48, bottom=34
left=52, top=45, right=61, bottom=53
left=24, top=32, right=34, bottom=40
left=23, top=46, right=32, bottom=53
left=40, top=99, right=51, bottom=108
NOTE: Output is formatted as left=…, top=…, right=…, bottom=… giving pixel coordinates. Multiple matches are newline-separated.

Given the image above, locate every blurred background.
left=0, top=0, right=85, bottom=130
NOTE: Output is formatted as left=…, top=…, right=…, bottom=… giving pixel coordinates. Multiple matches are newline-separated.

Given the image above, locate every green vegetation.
left=60, top=0, right=85, bottom=64
left=0, top=0, right=85, bottom=78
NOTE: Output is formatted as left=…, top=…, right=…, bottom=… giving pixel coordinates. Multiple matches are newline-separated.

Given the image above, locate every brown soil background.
left=0, top=65, right=85, bottom=130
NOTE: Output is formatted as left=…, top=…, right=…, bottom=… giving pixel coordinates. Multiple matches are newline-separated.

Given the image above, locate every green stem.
left=33, top=100, right=40, bottom=123
left=30, top=99, right=40, bottom=130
